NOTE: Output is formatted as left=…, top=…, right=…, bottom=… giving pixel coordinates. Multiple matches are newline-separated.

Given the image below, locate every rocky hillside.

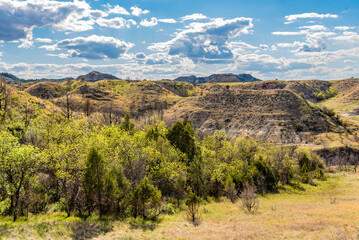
left=164, top=85, right=340, bottom=144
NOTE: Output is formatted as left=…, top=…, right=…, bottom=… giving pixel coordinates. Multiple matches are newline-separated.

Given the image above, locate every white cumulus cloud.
left=97, top=17, right=136, bottom=29
left=0, top=0, right=96, bottom=42
left=106, top=4, right=130, bottom=15
left=332, top=31, right=359, bottom=43
left=284, top=13, right=338, bottom=24
left=158, top=19, right=176, bottom=24
left=181, top=13, right=207, bottom=21
left=299, top=25, right=328, bottom=31
left=41, top=35, right=134, bottom=60
left=35, top=38, right=53, bottom=43
left=149, top=17, right=253, bottom=63
left=140, top=18, right=158, bottom=27
left=130, top=6, right=149, bottom=17
left=334, top=26, right=356, bottom=31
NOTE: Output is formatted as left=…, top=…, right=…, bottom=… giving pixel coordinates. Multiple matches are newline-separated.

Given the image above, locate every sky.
left=0, top=0, right=359, bottom=80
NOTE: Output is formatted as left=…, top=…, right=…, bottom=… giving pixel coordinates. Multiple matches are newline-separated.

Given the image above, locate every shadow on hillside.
left=70, top=220, right=113, bottom=240
left=129, top=219, right=159, bottom=231
left=276, top=182, right=306, bottom=193
left=288, top=182, right=306, bottom=191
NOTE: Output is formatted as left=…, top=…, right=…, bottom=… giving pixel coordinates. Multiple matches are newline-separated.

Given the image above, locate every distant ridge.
left=173, top=73, right=261, bottom=84
left=0, top=72, right=24, bottom=84
left=76, top=71, right=119, bottom=82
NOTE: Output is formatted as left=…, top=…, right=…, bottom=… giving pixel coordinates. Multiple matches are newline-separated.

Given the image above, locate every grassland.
left=1, top=172, right=358, bottom=240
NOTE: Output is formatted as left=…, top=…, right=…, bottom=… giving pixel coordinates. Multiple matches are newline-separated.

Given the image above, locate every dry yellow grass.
left=99, top=172, right=359, bottom=240
left=1, top=173, right=359, bottom=240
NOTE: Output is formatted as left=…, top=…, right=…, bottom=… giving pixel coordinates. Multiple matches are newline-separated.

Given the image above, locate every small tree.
left=0, top=131, right=38, bottom=221
left=224, top=175, right=238, bottom=203
left=166, top=119, right=199, bottom=163
left=120, top=113, right=135, bottom=132
left=240, top=183, right=258, bottom=213
left=173, top=175, right=187, bottom=207
left=188, top=156, right=204, bottom=197
left=110, top=165, right=130, bottom=216
left=83, top=147, right=106, bottom=217
left=0, top=77, right=10, bottom=121
left=185, top=189, right=201, bottom=225
left=83, top=99, right=93, bottom=117
left=131, top=177, right=162, bottom=219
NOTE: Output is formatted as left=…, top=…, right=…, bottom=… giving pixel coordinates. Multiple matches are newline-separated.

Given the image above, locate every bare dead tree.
left=61, top=80, right=74, bottom=120
left=0, top=77, right=10, bottom=121
left=83, top=99, right=93, bottom=117
left=63, top=92, right=73, bottom=120
left=100, top=105, right=123, bottom=125
left=240, top=183, right=259, bottom=213
left=24, top=100, right=34, bottom=127
left=349, top=152, right=358, bottom=172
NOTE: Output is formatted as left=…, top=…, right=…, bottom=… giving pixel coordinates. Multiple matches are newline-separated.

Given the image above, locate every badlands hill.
left=76, top=71, right=119, bottom=82
left=174, top=73, right=261, bottom=84
left=2, top=72, right=359, bottom=161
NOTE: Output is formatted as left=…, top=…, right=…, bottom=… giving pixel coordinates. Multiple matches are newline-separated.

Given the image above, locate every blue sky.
left=0, top=0, right=359, bottom=80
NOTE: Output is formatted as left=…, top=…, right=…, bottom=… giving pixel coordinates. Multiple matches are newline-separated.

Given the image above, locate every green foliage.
left=298, top=149, right=325, bottom=184
left=131, top=177, right=162, bottom=219
left=0, top=131, right=39, bottom=221
left=315, top=86, right=336, bottom=101
left=166, top=119, right=199, bottom=163
left=120, top=113, right=135, bottom=132
left=83, top=147, right=106, bottom=217
left=0, top=115, right=327, bottom=222
left=188, top=156, right=205, bottom=197
left=251, top=155, right=277, bottom=193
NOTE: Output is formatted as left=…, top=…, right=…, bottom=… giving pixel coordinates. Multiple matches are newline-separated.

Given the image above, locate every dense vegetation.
left=0, top=106, right=325, bottom=222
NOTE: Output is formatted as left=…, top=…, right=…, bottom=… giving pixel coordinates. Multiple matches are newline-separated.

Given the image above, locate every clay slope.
left=320, top=78, right=359, bottom=116
left=164, top=85, right=339, bottom=144
left=332, top=78, right=359, bottom=104
left=224, top=80, right=333, bottom=103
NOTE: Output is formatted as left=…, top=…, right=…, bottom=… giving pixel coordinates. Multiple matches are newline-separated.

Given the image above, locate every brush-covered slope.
left=25, top=82, right=67, bottom=99
left=21, top=79, right=201, bottom=117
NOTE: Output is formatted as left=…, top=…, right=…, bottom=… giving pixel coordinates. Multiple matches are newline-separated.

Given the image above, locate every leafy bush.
left=131, top=177, right=162, bottom=220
